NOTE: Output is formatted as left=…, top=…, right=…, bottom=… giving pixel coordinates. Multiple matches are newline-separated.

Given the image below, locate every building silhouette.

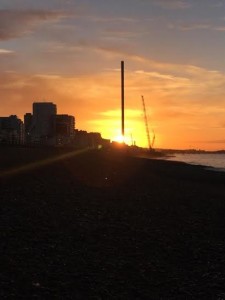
left=32, top=102, right=57, bottom=143
left=24, top=102, right=77, bottom=145
left=24, top=113, right=33, bottom=143
left=0, top=115, right=24, bottom=144
left=74, top=130, right=110, bottom=148
left=0, top=101, right=110, bottom=148
left=52, top=114, right=75, bottom=145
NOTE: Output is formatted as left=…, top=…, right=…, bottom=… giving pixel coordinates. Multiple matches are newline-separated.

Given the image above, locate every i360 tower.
left=121, top=61, right=125, bottom=139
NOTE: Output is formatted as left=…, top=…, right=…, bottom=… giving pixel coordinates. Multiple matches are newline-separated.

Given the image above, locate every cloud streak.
left=153, top=0, right=191, bottom=9
left=169, top=22, right=225, bottom=32
left=0, top=49, right=14, bottom=54
left=0, top=9, right=70, bottom=40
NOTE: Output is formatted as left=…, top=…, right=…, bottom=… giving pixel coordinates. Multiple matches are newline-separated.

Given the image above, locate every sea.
left=166, top=153, right=225, bottom=172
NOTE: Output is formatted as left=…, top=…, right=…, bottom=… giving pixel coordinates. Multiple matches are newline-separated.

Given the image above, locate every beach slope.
left=1, top=147, right=225, bottom=299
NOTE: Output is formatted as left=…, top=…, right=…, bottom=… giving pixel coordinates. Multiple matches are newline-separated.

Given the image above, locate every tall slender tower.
left=121, top=61, right=125, bottom=138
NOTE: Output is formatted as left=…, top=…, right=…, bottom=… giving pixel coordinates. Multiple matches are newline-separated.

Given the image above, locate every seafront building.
left=24, top=113, right=33, bottom=143
left=23, top=101, right=110, bottom=148
left=74, top=130, right=110, bottom=148
left=52, top=114, right=75, bottom=145
left=0, top=115, right=24, bottom=144
left=0, top=101, right=110, bottom=148
left=24, top=102, right=58, bottom=145
left=32, top=102, right=57, bottom=143
left=74, top=130, right=101, bottom=148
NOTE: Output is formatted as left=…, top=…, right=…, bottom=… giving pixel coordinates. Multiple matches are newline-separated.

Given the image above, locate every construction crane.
left=141, top=95, right=155, bottom=150
left=151, top=129, right=155, bottom=149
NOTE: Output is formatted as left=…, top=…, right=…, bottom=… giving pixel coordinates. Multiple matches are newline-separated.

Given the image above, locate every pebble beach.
left=1, top=146, right=225, bottom=299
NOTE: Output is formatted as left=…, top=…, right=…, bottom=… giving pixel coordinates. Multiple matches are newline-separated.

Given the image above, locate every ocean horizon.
left=166, top=153, right=225, bottom=172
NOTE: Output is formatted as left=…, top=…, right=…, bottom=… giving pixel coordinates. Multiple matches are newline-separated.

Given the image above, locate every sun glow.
left=112, top=134, right=132, bottom=145
left=112, top=134, right=125, bottom=143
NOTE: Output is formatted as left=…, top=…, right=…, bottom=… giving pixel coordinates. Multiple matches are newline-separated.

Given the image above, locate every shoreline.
left=161, top=153, right=225, bottom=173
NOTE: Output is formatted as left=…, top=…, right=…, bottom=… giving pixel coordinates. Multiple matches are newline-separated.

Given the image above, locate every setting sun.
left=112, top=134, right=132, bottom=145
left=112, top=135, right=125, bottom=144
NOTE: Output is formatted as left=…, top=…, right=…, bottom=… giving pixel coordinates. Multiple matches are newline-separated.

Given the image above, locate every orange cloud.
left=0, top=49, right=14, bottom=54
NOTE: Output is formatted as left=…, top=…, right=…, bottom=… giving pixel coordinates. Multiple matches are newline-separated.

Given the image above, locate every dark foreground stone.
left=1, top=147, right=225, bottom=299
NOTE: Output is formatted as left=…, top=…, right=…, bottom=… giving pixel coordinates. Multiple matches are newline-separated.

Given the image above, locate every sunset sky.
left=0, top=0, right=225, bottom=150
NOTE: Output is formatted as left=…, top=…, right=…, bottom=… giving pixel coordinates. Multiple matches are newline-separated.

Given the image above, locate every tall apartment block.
left=32, top=102, right=57, bottom=143
left=24, top=102, right=77, bottom=145
left=24, top=102, right=56, bottom=144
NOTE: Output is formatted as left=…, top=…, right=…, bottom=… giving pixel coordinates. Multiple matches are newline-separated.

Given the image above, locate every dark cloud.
left=0, top=9, right=69, bottom=40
